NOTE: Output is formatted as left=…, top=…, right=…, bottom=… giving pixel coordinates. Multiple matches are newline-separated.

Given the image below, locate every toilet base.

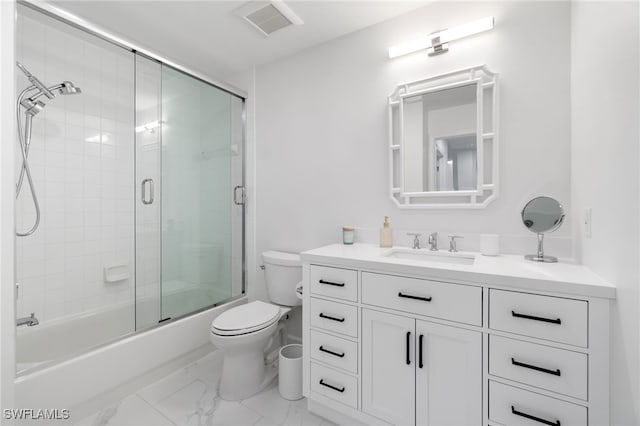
left=218, top=348, right=279, bottom=401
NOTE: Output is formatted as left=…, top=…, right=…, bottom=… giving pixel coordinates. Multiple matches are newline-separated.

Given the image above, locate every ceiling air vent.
left=235, top=1, right=303, bottom=37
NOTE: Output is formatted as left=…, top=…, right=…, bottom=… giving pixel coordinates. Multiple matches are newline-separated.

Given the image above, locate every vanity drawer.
left=310, top=265, right=358, bottom=302
left=310, top=297, right=358, bottom=338
left=361, top=272, right=482, bottom=326
left=489, top=289, right=588, bottom=347
left=310, top=362, right=358, bottom=409
left=310, top=330, right=358, bottom=374
left=489, top=381, right=587, bottom=426
left=489, top=335, right=588, bottom=400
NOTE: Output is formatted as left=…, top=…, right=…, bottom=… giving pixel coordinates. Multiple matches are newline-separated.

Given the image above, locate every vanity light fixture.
left=388, top=16, right=494, bottom=59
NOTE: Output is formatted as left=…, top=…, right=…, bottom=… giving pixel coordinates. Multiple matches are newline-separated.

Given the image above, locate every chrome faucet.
left=407, top=233, right=422, bottom=249
left=427, top=232, right=438, bottom=251
left=448, top=235, right=463, bottom=253
left=17, top=312, right=39, bottom=327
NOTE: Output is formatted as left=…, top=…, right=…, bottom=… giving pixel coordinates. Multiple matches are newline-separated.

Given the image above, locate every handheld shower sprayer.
left=15, top=62, right=82, bottom=237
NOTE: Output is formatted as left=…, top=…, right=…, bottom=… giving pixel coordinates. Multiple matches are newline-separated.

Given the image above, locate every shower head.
left=58, top=81, right=81, bottom=95
left=16, top=62, right=55, bottom=100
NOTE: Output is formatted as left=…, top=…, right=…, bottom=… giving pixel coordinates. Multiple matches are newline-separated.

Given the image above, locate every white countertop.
left=301, top=243, right=615, bottom=299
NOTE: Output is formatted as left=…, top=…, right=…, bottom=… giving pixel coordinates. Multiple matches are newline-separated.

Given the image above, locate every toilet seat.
left=211, top=301, right=280, bottom=337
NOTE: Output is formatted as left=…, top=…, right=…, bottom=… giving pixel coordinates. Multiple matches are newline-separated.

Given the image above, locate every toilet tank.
left=262, top=251, right=302, bottom=307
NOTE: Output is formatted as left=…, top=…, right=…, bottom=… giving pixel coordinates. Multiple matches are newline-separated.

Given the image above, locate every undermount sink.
left=382, top=248, right=476, bottom=266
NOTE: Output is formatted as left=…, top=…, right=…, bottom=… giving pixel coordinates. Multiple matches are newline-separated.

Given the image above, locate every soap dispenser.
left=380, top=216, right=393, bottom=248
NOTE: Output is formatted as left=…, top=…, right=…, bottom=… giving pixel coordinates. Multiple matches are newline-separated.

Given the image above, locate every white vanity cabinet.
left=360, top=308, right=482, bottom=425
left=415, top=320, right=482, bottom=426
left=361, top=309, right=416, bottom=425
left=301, top=244, right=614, bottom=426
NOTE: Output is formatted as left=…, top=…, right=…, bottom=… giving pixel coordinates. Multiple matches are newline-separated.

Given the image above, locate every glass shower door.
left=159, top=65, right=244, bottom=320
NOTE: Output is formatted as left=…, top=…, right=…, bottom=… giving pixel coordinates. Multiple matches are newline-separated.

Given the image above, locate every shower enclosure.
left=14, top=3, right=245, bottom=373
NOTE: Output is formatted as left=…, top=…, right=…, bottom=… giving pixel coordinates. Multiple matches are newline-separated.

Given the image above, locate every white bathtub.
left=16, top=281, right=231, bottom=373
left=16, top=302, right=135, bottom=372
left=14, top=295, right=246, bottom=411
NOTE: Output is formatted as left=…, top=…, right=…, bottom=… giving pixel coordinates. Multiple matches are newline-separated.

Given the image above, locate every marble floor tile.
left=205, top=399, right=263, bottom=426
left=185, top=350, right=224, bottom=388
left=152, top=380, right=217, bottom=426
left=77, top=350, right=330, bottom=426
left=241, top=383, right=297, bottom=425
left=138, top=367, right=195, bottom=406
left=153, top=379, right=263, bottom=426
left=281, top=399, right=332, bottom=426
left=74, top=395, right=172, bottom=426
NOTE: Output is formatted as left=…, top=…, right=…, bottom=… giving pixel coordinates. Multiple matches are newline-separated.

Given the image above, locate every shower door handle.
left=234, top=185, right=245, bottom=205
left=142, top=179, right=154, bottom=205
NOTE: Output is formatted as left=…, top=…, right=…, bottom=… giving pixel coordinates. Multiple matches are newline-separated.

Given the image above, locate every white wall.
left=0, top=0, right=17, bottom=416
left=570, top=2, right=640, bottom=424
left=248, top=1, right=573, bottom=302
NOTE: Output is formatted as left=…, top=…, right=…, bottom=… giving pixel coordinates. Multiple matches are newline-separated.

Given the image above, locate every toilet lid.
left=211, top=301, right=280, bottom=336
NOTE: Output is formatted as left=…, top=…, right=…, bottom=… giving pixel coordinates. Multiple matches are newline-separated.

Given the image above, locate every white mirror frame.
left=388, top=65, right=499, bottom=209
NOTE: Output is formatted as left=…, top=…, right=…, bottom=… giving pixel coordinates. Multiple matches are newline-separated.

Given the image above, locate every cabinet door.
left=416, top=320, right=482, bottom=426
left=362, top=309, right=415, bottom=425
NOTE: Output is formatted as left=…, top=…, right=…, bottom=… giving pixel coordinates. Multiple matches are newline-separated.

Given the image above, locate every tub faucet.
left=428, top=232, right=438, bottom=251
left=17, top=312, right=39, bottom=327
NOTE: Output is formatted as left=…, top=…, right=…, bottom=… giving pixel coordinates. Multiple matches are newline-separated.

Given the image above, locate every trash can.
left=279, top=344, right=303, bottom=400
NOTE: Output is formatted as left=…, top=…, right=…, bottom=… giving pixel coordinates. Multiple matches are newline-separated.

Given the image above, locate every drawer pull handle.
left=511, top=358, right=561, bottom=376
left=511, top=406, right=561, bottom=426
left=418, top=334, right=424, bottom=369
left=406, top=331, right=411, bottom=365
left=319, top=313, right=345, bottom=322
left=319, top=279, right=345, bottom=287
left=319, top=346, right=345, bottom=358
left=398, top=292, right=432, bottom=302
left=511, top=310, right=561, bottom=324
left=319, top=379, right=345, bottom=393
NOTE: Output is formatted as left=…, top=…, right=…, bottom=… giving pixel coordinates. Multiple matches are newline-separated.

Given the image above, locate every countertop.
left=301, top=243, right=615, bottom=299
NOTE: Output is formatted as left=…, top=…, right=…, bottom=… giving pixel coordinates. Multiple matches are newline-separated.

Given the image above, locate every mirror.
left=521, top=196, right=565, bottom=263
left=389, top=65, right=498, bottom=209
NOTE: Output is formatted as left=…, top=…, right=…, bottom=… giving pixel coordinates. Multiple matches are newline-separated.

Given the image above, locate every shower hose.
left=15, top=85, right=41, bottom=237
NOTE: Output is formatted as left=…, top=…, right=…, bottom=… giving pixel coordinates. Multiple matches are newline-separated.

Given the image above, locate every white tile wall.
left=15, top=7, right=135, bottom=325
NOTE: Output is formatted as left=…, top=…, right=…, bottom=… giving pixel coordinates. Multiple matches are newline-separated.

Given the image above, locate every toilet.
left=210, top=251, right=302, bottom=400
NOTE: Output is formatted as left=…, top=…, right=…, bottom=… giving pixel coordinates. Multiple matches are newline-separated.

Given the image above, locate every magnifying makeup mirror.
left=521, top=196, right=565, bottom=263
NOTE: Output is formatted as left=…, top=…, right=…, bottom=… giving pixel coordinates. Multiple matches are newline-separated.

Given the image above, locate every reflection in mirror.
left=403, top=83, right=477, bottom=193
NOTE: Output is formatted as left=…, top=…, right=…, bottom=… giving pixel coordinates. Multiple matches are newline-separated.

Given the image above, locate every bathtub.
left=16, top=302, right=134, bottom=372
left=16, top=280, right=232, bottom=373
left=14, top=295, right=246, bottom=411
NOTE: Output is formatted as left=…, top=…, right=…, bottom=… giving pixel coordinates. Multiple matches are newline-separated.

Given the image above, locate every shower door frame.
left=14, top=0, right=248, bottom=368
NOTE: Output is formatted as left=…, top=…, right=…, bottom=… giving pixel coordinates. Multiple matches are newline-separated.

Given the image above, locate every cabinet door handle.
left=319, top=313, right=345, bottom=322
left=511, top=406, right=561, bottom=426
left=319, top=279, right=345, bottom=287
left=319, top=379, right=345, bottom=393
left=319, top=346, right=345, bottom=358
left=418, top=334, right=424, bottom=369
left=406, top=331, right=411, bottom=365
left=511, top=358, right=561, bottom=376
left=511, top=310, right=561, bottom=325
left=398, top=292, right=432, bottom=302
